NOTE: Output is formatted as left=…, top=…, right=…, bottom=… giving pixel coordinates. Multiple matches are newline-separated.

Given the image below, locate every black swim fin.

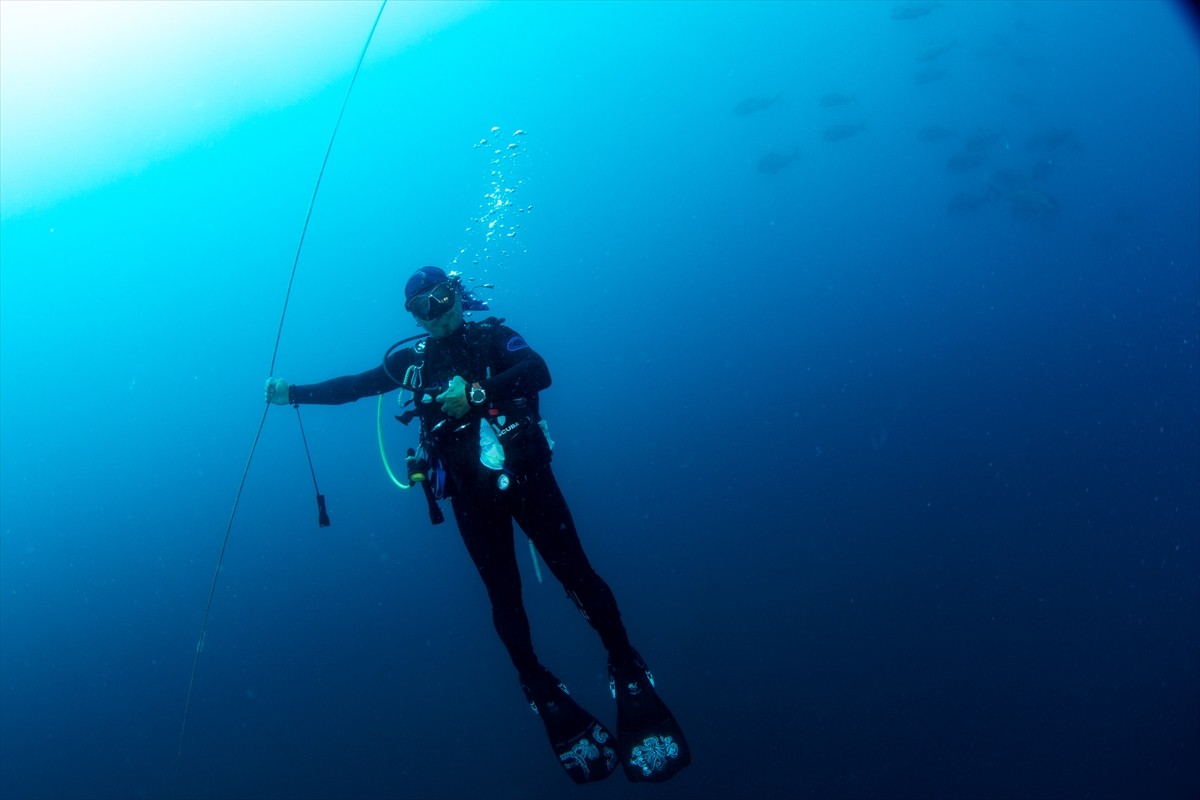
left=520, top=667, right=618, bottom=784
left=609, top=652, right=691, bottom=782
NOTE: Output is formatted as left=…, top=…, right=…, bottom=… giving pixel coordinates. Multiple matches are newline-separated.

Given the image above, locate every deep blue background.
left=2, top=2, right=1197, bottom=798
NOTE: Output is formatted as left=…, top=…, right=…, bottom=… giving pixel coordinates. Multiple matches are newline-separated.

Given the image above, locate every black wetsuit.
left=289, top=319, right=634, bottom=679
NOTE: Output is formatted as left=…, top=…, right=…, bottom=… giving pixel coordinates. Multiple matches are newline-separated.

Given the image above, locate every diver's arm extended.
left=274, top=349, right=417, bottom=406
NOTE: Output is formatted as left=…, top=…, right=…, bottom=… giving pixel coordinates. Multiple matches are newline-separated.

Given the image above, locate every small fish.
left=757, top=147, right=800, bottom=174
left=963, top=126, right=1006, bottom=152
left=819, top=92, right=856, bottom=108
left=917, top=125, right=957, bottom=142
left=473, top=139, right=488, bottom=148
left=917, top=39, right=956, bottom=62
left=913, top=67, right=947, bottom=85
left=734, top=93, right=782, bottom=116
left=945, top=149, right=988, bottom=173
left=1007, top=91, right=1038, bottom=108
left=512, top=129, right=527, bottom=136
left=822, top=122, right=866, bottom=142
left=1031, top=158, right=1054, bottom=181
left=891, top=1, right=939, bottom=21
left=1027, top=126, right=1083, bottom=153
left=974, top=35, right=1010, bottom=59
left=989, top=167, right=1027, bottom=193
left=946, top=192, right=988, bottom=215
left=992, top=185, right=1060, bottom=221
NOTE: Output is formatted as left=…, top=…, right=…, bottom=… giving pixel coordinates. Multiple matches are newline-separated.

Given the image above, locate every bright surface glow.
left=0, top=0, right=481, bottom=217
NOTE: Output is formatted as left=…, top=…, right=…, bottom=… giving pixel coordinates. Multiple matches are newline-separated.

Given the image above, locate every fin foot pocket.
left=609, top=653, right=692, bottom=782
left=520, top=668, right=618, bottom=784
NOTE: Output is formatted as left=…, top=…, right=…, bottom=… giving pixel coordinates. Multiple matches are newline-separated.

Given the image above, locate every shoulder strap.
left=470, top=315, right=505, bottom=331
left=463, top=317, right=506, bottom=348
left=458, top=317, right=507, bottom=380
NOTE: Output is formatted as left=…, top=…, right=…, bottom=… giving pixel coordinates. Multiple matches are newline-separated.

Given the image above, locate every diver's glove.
left=265, top=377, right=292, bottom=406
left=436, top=375, right=469, bottom=419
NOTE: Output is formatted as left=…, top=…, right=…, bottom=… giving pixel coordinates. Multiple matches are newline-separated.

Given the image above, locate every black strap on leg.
left=422, top=480, right=444, bottom=525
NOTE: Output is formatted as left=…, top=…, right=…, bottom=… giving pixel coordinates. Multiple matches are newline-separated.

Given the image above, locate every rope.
left=268, top=0, right=389, bottom=376
left=171, top=2, right=389, bottom=795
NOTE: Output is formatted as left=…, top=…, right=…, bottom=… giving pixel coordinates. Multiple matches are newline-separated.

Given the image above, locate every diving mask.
left=406, top=282, right=458, bottom=321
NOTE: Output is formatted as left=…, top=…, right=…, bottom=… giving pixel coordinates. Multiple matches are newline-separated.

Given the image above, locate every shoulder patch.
left=506, top=335, right=529, bottom=352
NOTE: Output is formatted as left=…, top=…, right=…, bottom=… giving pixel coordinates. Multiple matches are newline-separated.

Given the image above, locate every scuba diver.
left=264, top=266, right=690, bottom=784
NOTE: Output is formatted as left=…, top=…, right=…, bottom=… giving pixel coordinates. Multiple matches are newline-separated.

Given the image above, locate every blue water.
left=1, top=1, right=1197, bottom=798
